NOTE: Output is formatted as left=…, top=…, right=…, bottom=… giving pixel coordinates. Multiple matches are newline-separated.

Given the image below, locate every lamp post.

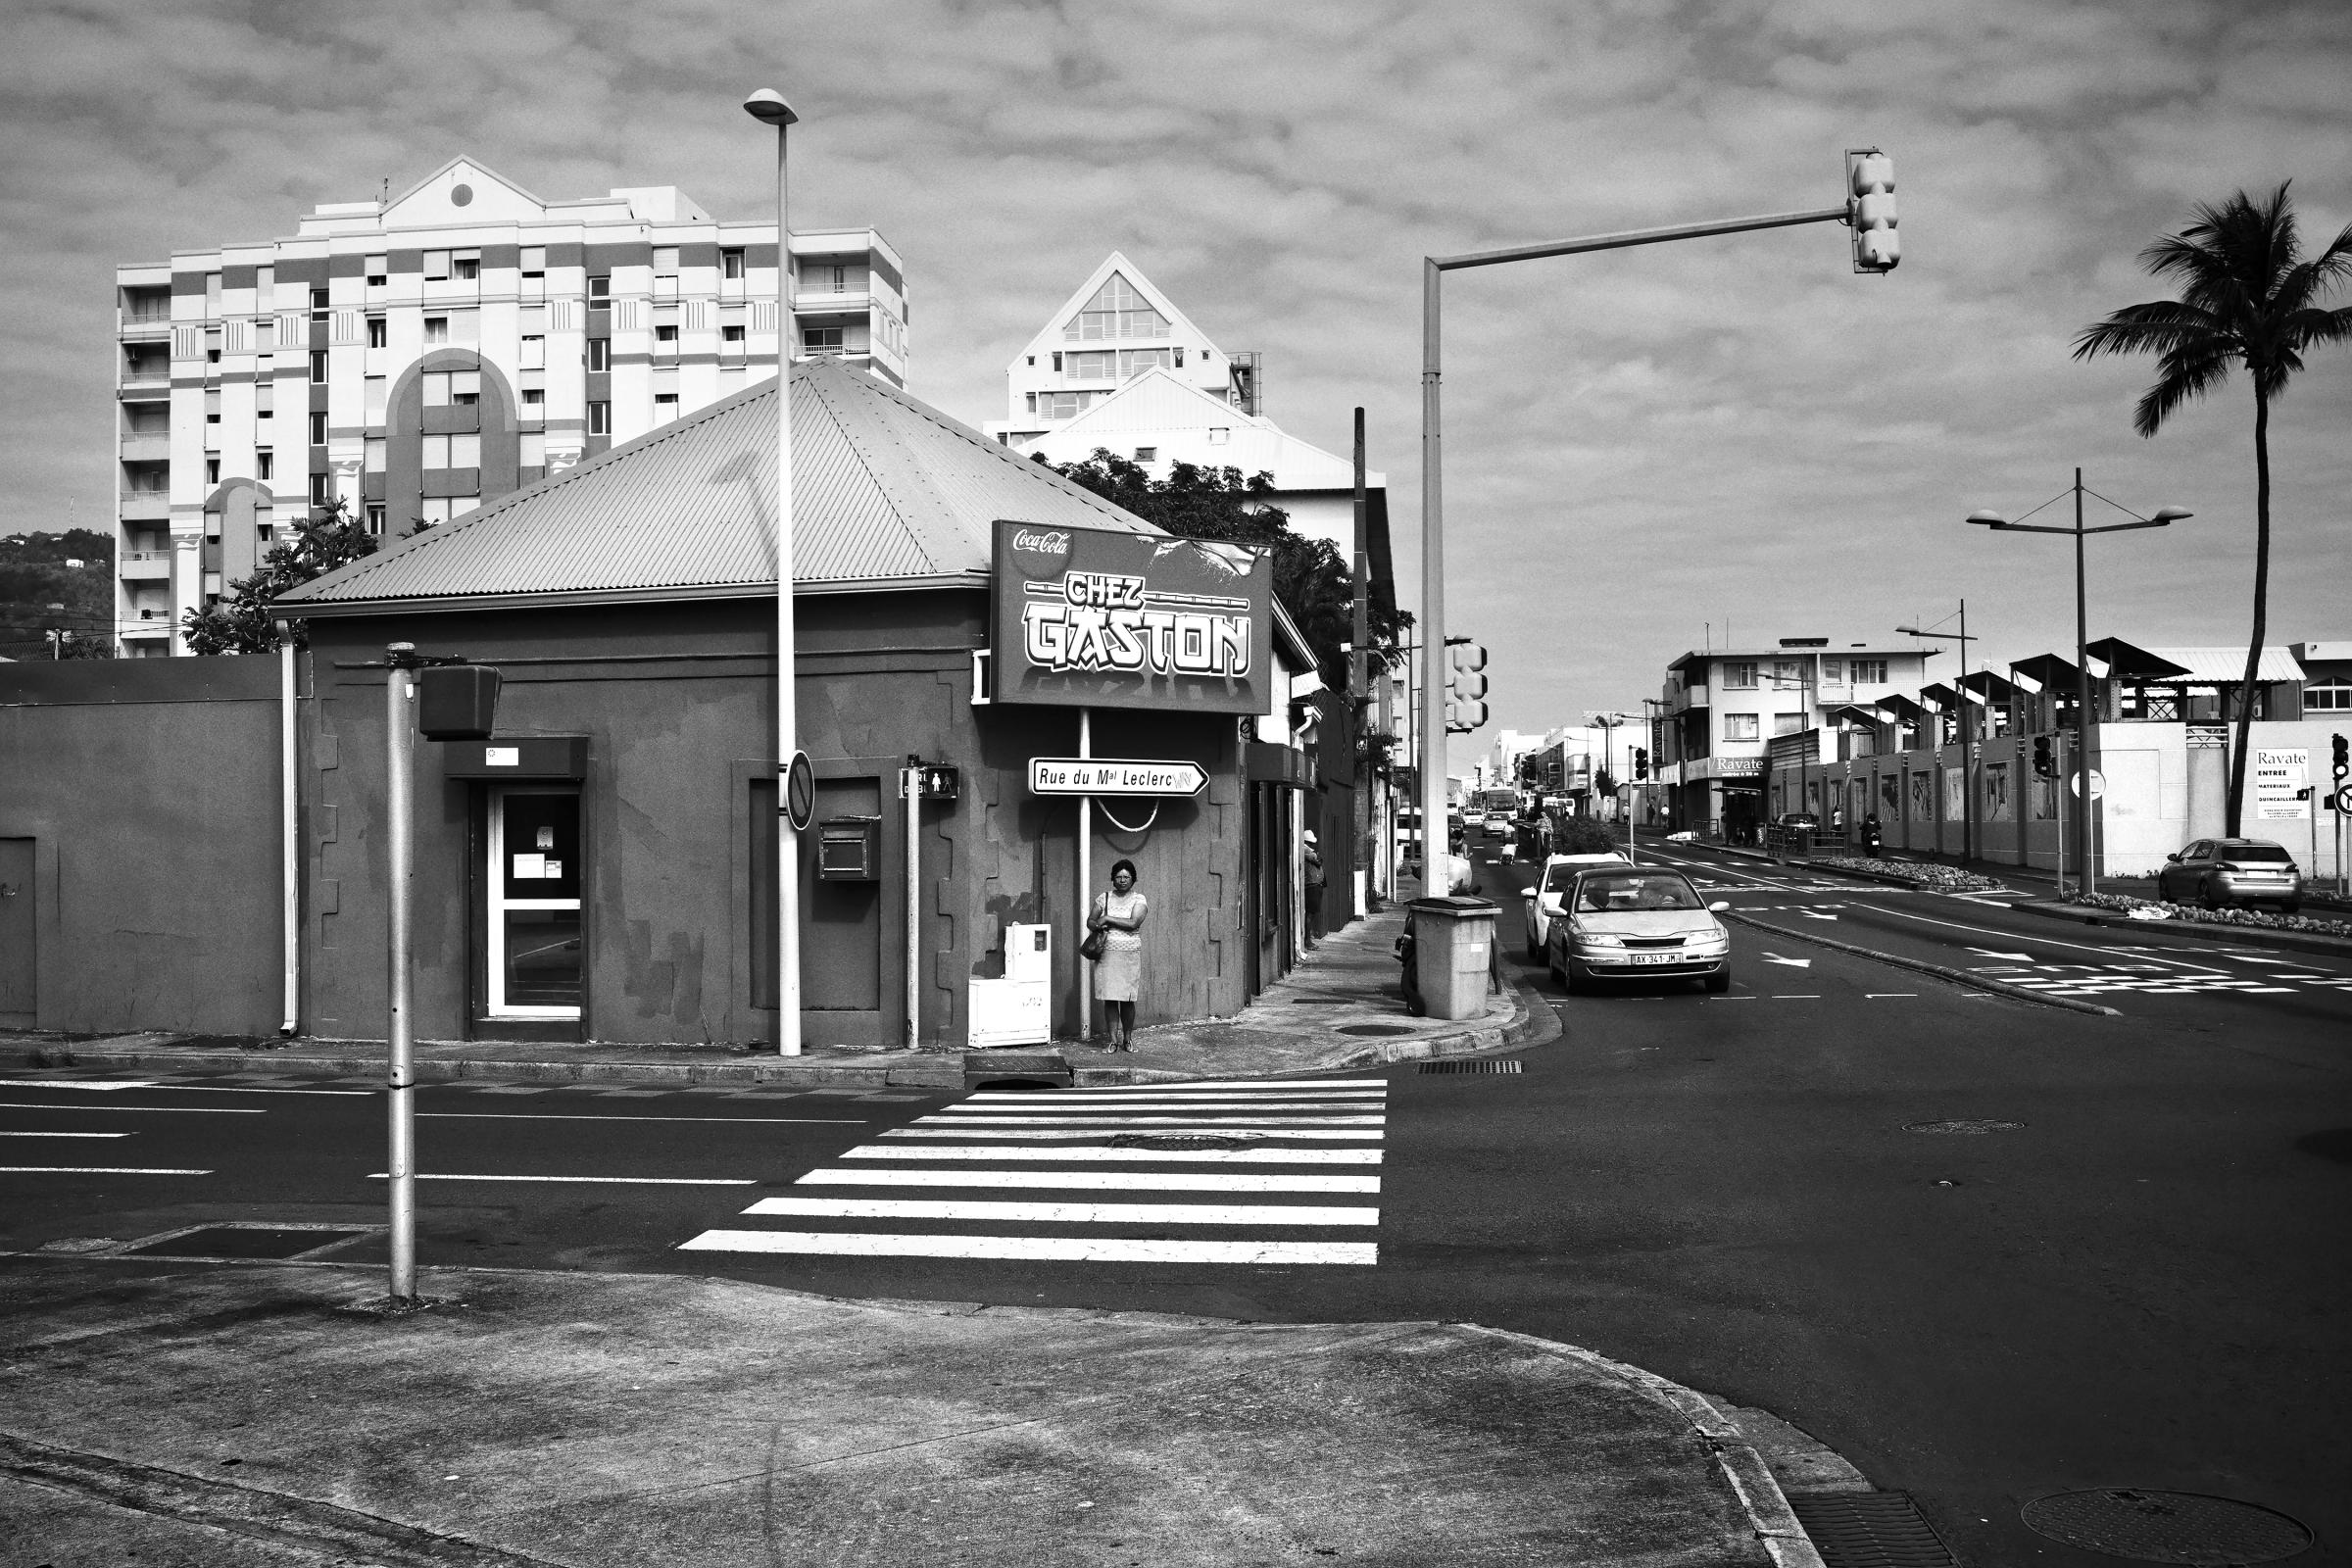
left=1418, top=159, right=1897, bottom=909
left=744, top=87, right=802, bottom=1055
left=1896, top=605, right=1979, bottom=864
left=1969, top=469, right=2190, bottom=896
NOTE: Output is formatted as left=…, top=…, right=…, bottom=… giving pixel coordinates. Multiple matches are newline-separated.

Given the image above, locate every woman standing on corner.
left=1090, top=858, right=1149, bottom=1052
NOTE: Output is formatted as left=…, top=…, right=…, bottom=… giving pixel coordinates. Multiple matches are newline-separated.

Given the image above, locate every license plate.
left=1632, top=952, right=1679, bottom=966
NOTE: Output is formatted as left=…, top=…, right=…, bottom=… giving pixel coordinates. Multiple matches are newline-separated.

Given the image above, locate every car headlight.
left=1688, top=929, right=1729, bottom=950
left=1573, top=927, right=1624, bottom=948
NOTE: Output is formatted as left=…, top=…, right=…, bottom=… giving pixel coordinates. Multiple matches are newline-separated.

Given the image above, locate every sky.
left=4, top=0, right=2348, bottom=771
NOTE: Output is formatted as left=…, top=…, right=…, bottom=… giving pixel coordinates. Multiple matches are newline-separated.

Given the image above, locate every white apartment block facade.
left=112, top=157, right=907, bottom=655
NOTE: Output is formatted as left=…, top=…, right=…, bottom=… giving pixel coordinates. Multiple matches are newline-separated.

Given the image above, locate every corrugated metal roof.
left=280, top=360, right=1152, bottom=610
left=2142, top=646, right=2305, bottom=682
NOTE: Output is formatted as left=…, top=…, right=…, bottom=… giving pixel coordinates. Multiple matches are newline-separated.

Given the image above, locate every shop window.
left=487, top=788, right=584, bottom=1019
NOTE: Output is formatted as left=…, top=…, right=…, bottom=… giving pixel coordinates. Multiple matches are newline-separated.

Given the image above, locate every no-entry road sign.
left=1029, top=758, right=1208, bottom=798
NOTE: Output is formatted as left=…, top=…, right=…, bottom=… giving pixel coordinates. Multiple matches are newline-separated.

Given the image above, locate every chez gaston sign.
left=992, top=518, right=1271, bottom=799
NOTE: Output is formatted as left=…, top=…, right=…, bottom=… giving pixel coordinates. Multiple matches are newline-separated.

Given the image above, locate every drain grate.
left=1903, top=1119, right=2025, bottom=1135
left=2021, top=1490, right=2312, bottom=1565
left=1788, top=1493, right=1956, bottom=1567
left=1418, top=1059, right=1523, bottom=1075
left=1337, top=1024, right=1416, bottom=1037
left=119, top=1225, right=370, bottom=1261
left=1109, top=1133, right=1261, bottom=1151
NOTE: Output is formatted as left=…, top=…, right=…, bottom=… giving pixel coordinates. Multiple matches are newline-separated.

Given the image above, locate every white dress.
left=1093, top=890, right=1147, bottom=1003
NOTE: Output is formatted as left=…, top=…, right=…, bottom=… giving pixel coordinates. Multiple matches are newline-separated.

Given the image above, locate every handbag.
left=1079, top=927, right=1107, bottom=962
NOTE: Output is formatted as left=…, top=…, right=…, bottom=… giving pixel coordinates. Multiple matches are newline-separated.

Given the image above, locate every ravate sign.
left=991, top=518, right=1273, bottom=713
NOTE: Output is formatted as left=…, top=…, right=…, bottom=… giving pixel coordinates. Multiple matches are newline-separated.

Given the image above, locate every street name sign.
left=1029, top=758, right=1209, bottom=798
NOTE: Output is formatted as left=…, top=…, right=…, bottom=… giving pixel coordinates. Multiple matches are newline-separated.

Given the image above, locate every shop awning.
left=2008, top=653, right=2082, bottom=694
left=2084, top=638, right=2192, bottom=681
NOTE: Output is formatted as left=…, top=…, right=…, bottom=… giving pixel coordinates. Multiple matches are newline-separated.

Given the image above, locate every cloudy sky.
left=6, top=0, right=2348, bottom=766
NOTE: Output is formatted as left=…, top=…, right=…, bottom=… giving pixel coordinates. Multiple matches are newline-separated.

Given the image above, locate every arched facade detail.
left=378, top=350, right=523, bottom=533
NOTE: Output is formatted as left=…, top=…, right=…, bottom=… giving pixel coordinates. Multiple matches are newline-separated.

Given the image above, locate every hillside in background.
left=0, top=528, right=114, bottom=660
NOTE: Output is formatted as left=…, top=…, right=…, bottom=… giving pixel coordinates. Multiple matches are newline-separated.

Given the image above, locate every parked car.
left=1516, top=852, right=1633, bottom=958
left=2155, top=838, right=2305, bottom=912
left=1773, top=811, right=1820, bottom=833
left=1544, top=866, right=1733, bottom=994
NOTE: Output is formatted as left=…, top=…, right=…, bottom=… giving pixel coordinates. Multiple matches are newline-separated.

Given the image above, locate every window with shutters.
left=424, top=251, right=451, bottom=281
left=366, top=255, right=388, bottom=286
left=453, top=250, right=479, bottom=281
left=1724, top=713, right=1759, bottom=741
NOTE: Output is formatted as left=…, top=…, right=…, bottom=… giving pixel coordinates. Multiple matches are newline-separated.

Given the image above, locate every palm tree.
left=2074, top=182, right=2352, bottom=834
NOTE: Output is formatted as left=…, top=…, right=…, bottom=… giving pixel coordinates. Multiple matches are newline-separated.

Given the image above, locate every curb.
left=1722, top=911, right=2124, bottom=1017
left=1317, top=971, right=1561, bottom=1071
left=1713, top=844, right=2028, bottom=899
left=2008, top=900, right=2352, bottom=961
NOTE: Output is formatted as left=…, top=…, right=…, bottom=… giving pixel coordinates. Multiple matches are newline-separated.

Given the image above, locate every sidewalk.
left=0, top=1256, right=1819, bottom=1567
left=5, top=896, right=1553, bottom=1090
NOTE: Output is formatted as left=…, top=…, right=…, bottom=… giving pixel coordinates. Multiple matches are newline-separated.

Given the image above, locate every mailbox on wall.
left=817, top=817, right=881, bottom=881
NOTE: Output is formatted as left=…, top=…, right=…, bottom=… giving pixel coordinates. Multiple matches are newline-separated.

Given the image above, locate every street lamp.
left=1895, top=606, right=1979, bottom=863
left=1969, top=468, right=2190, bottom=896
left=744, top=86, right=803, bottom=1055
left=1418, top=152, right=1898, bottom=908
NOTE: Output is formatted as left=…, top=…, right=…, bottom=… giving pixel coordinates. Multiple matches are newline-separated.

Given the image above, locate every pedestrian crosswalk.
left=678, top=1079, right=1387, bottom=1265
left=1976, top=960, right=2351, bottom=998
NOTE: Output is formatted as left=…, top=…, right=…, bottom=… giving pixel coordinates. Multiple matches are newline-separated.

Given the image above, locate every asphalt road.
left=6, top=845, right=2348, bottom=1567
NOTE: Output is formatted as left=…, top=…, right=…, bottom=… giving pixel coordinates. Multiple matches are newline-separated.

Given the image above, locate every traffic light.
left=1634, top=748, right=1650, bottom=780
left=1846, top=149, right=1899, bottom=274
left=2033, top=736, right=2054, bottom=777
left=1446, top=641, right=1489, bottom=734
left=2335, top=732, right=2349, bottom=783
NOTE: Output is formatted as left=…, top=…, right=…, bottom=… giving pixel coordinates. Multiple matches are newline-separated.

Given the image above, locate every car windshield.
left=2224, top=844, right=2293, bottom=863
left=1575, top=874, right=1701, bottom=912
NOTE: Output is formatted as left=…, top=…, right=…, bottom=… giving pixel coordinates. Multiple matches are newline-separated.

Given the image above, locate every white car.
left=1517, top=851, right=1634, bottom=957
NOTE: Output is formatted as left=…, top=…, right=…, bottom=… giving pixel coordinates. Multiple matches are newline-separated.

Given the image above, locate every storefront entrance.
left=487, top=787, right=582, bottom=1019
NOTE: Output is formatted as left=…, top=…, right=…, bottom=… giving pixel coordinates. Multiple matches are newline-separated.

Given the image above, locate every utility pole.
left=1350, top=407, right=1369, bottom=915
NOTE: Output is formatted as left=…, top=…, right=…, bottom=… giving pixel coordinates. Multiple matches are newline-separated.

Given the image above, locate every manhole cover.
left=1109, top=1133, right=1261, bottom=1151
left=120, top=1225, right=369, bottom=1260
left=2022, top=1490, right=2312, bottom=1565
left=1337, top=1024, right=1415, bottom=1038
left=1418, top=1059, right=1523, bottom=1075
left=1904, top=1119, right=2026, bottom=1135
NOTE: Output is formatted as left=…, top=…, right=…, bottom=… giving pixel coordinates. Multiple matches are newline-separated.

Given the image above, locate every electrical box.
left=417, top=664, right=502, bottom=741
left=816, top=817, right=880, bottom=881
left=971, top=922, right=1052, bottom=1048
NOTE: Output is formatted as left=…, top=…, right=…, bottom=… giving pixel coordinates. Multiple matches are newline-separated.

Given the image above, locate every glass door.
left=488, top=788, right=582, bottom=1018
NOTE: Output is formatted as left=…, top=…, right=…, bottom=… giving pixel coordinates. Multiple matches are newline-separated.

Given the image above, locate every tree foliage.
left=0, top=527, right=115, bottom=659
left=2074, top=181, right=2352, bottom=832
left=1041, top=449, right=1409, bottom=690
left=183, top=499, right=380, bottom=656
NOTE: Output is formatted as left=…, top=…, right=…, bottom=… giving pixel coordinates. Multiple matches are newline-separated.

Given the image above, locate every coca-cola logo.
left=1012, top=529, right=1070, bottom=556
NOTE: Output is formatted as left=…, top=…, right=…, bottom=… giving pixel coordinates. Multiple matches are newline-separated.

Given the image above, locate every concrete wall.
left=0, top=657, right=286, bottom=1035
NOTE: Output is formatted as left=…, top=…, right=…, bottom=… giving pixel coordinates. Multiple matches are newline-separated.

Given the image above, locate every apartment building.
left=112, top=156, right=906, bottom=655
left=1656, top=637, right=1936, bottom=841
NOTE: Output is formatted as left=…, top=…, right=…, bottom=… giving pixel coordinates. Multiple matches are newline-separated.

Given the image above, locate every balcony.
left=120, top=432, right=171, bottom=463
left=121, top=551, right=172, bottom=582
left=119, top=313, right=172, bottom=341
left=119, top=491, right=171, bottom=523
left=120, top=368, right=170, bottom=392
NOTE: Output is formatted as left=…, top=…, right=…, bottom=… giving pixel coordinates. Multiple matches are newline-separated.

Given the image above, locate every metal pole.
left=1420, top=258, right=1446, bottom=899
left=1077, top=708, right=1093, bottom=1040
left=1351, top=406, right=1369, bottom=915
left=2055, top=729, right=2068, bottom=896
left=904, top=763, right=920, bottom=1052
left=1960, top=598, right=1973, bottom=867
left=280, top=639, right=300, bottom=1038
left=772, top=112, right=803, bottom=1055
left=2074, top=468, right=2096, bottom=897
left=384, top=658, right=416, bottom=1301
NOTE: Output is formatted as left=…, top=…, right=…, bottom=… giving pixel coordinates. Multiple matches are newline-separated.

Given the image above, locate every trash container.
left=1409, top=895, right=1497, bottom=1020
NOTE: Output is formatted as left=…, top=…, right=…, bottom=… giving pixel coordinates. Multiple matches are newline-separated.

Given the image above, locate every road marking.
left=4, top=1082, right=375, bottom=1097
left=367, top=1172, right=758, bottom=1185
left=881, top=1128, right=1380, bottom=1142
left=915, top=1114, right=1385, bottom=1127
left=1, top=1166, right=211, bottom=1175
left=1772, top=994, right=1823, bottom=1000
left=1795, top=910, right=1838, bottom=920
left=0, top=1103, right=264, bottom=1115
left=416, top=1113, right=863, bottom=1125
left=1760, top=953, right=1812, bottom=968
left=963, top=1095, right=1385, bottom=1107
left=1866, top=993, right=1919, bottom=998
left=1967, top=947, right=2037, bottom=960
left=1846, top=905, right=2234, bottom=973
left=0, top=1131, right=131, bottom=1138
left=677, top=1232, right=1378, bottom=1264
left=0, top=1080, right=161, bottom=1091
left=743, top=1197, right=1380, bottom=1226
left=843, top=1143, right=1382, bottom=1163
left=976, top=1078, right=1389, bottom=1092
left=796, top=1168, right=1379, bottom=1193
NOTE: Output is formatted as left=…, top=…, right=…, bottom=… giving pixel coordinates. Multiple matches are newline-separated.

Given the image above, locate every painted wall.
left=0, top=658, right=285, bottom=1035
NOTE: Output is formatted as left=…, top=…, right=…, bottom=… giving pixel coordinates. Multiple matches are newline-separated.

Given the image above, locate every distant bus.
left=1475, top=789, right=1519, bottom=829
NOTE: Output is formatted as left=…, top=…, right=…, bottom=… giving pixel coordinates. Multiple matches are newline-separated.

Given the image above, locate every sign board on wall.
left=2253, top=749, right=2310, bottom=819
left=991, top=519, right=1273, bottom=714
left=1028, top=758, right=1209, bottom=797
